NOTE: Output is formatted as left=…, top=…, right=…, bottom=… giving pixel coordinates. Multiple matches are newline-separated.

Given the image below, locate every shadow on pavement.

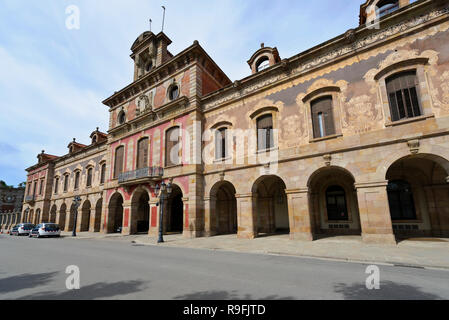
left=17, top=280, right=149, bottom=300
left=334, top=281, right=442, bottom=300
left=173, top=290, right=295, bottom=300
left=0, top=272, right=59, bottom=294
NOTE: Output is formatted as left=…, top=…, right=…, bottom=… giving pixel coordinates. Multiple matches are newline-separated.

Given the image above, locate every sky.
left=0, top=0, right=364, bottom=187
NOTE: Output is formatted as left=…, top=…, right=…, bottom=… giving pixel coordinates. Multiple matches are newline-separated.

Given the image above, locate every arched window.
left=118, top=111, right=126, bottom=125
left=54, top=177, right=59, bottom=194
left=63, top=174, right=69, bottom=193
left=137, top=138, right=149, bottom=169
left=86, top=167, right=93, bottom=187
left=257, top=114, right=274, bottom=151
left=92, top=135, right=97, bottom=144
left=377, top=0, right=399, bottom=18
left=387, top=180, right=417, bottom=220
left=311, top=96, right=335, bottom=138
left=165, top=127, right=180, bottom=167
left=145, top=61, right=153, bottom=72
left=326, top=186, right=348, bottom=221
left=168, top=85, right=179, bottom=101
left=100, top=163, right=106, bottom=185
left=386, top=70, right=421, bottom=122
left=114, top=146, right=125, bottom=179
left=256, top=56, right=270, bottom=72
left=74, top=171, right=80, bottom=190
left=215, top=128, right=228, bottom=160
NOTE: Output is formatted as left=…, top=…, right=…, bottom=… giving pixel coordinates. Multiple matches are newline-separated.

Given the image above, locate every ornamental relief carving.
left=343, top=94, right=382, bottom=134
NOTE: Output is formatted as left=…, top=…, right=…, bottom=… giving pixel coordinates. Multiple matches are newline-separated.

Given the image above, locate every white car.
left=29, top=223, right=61, bottom=238
left=10, top=223, right=35, bottom=236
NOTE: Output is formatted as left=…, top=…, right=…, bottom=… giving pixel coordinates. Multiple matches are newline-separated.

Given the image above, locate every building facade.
left=23, top=0, right=449, bottom=244
left=0, top=183, right=25, bottom=231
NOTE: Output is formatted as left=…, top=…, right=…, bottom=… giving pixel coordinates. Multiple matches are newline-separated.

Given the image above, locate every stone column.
left=148, top=199, right=159, bottom=237
left=121, top=200, right=132, bottom=236
left=89, top=208, right=96, bottom=233
left=285, top=188, right=314, bottom=241
left=355, top=181, right=396, bottom=244
left=203, top=196, right=217, bottom=237
left=75, top=207, right=83, bottom=233
left=236, top=193, right=257, bottom=239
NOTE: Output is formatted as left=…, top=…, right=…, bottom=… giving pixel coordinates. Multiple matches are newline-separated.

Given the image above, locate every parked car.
left=29, top=223, right=61, bottom=238
left=10, top=223, right=35, bottom=236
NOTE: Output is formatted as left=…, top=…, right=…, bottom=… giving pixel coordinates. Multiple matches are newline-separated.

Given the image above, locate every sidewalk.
left=60, top=232, right=449, bottom=270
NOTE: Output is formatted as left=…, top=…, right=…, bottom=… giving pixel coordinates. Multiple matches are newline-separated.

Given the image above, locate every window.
left=92, top=135, right=97, bottom=144
left=74, top=171, right=80, bottom=190
left=118, top=111, right=126, bottom=125
left=145, top=61, right=153, bottom=72
left=257, top=115, right=274, bottom=151
left=165, top=127, right=180, bottom=167
left=377, top=0, right=399, bottom=18
left=326, top=186, right=349, bottom=221
left=386, top=71, right=421, bottom=122
left=63, top=175, right=69, bottom=192
left=39, top=179, right=44, bottom=195
left=256, top=57, right=270, bottom=72
left=387, top=180, right=417, bottom=220
left=33, top=181, right=37, bottom=196
left=54, top=177, right=59, bottom=194
left=137, top=138, right=149, bottom=169
left=86, top=168, right=93, bottom=187
left=311, top=96, right=335, bottom=138
left=168, top=85, right=179, bottom=101
left=100, top=163, right=106, bottom=184
left=215, top=128, right=228, bottom=160
left=114, top=146, right=125, bottom=179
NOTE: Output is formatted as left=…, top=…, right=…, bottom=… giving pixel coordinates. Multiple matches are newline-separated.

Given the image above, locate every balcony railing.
left=118, top=167, right=164, bottom=185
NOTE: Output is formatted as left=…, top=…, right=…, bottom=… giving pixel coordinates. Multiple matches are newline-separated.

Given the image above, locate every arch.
left=209, top=181, right=237, bottom=236
left=130, top=187, right=151, bottom=234
left=59, top=204, right=67, bottom=230
left=166, top=184, right=184, bottom=233
left=94, top=198, right=103, bottom=232
left=80, top=200, right=91, bottom=232
left=308, top=166, right=361, bottom=237
left=386, top=155, right=449, bottom=239
left=67, top=204, right=77, bottom=232
left=35, top=209, right=41, bottom=225
left=50, top=205, right=57, bottom=223
left=107, top=193, right=124, bottom=234
left=252, top=175, right=289, bottom=236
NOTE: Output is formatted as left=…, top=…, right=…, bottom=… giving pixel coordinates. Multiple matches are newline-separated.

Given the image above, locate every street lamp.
left=155, top=180, right=172, bottom=244
left=72, top=196, right=81, bottom=237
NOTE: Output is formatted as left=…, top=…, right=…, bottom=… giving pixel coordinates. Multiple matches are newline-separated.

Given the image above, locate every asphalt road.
left=0, top=234, right=448, bottom=300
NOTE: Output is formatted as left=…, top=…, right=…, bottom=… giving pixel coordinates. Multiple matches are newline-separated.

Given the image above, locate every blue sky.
left=0, top=0, right=363, bottom=186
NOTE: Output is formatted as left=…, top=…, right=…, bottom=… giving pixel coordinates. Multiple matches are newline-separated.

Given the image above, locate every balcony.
left=24, top=195, right=35, bottom=204
left=118, top=167, right=164, bottom=186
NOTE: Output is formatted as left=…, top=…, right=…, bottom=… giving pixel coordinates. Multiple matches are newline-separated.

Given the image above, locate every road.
left=0, top=234, right=448, bottom=300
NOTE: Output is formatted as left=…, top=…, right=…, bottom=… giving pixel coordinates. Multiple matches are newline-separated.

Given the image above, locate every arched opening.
left=377, top=0, right=399, bottom=18
left=166, top=185, right=184, bottom=233
left=256, top=56, right=270, bottom=72
left=35, top=209, right=41, bottom=225
left=210, top=181, right=237, bottom=236
left=68, top=204, right=77, bottom=231
left=94, top=199, right=102, bottom=232
left=130, top=189, right=150, bottom=234
left=29, top=210, right=34, bottom=223
left=50, top=205, right=57, bottom=223
left=108, top=193, right=124, bottom=234
left=308, top=167, right=361, bottom=238
left=80, top=200, right=91, bottom=232
left=386, top=154, right=449, bottom=240
left=59, top=204, right=67, bottom=230
left=252, top=175, right=289, bottom=236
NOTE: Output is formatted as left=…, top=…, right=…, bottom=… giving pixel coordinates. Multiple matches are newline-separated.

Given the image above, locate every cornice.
left=201, top=1, right=449, bottom=112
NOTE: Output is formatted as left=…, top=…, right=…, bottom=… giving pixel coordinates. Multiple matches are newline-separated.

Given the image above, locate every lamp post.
left=72, top=196, right=81, bottom=237
left=155, top=181, right=172, bottom=243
